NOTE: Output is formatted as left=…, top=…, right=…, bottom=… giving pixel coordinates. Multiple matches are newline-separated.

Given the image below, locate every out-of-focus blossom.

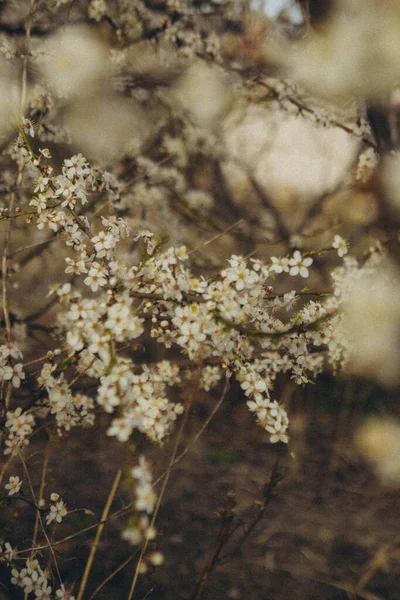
left=289, top=1, right=400, bottom=100
left=356, top=148, right=378, bottom=183
left=37, top=26, right=108, bottom=99
left=342, top=262, right=400, bottom=387
left=172, top=62, right=234, bottom=128
left=356, top=417, right=400, bottom=487
left=251, top=0, right=304, bottom=25
left=65, top=93, right=143, bottom=163
left=381, top=151, right=400, bottom=217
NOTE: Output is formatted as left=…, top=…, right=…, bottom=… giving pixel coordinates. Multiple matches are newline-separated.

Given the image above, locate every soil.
left=2, top=376, right=400, bottom=600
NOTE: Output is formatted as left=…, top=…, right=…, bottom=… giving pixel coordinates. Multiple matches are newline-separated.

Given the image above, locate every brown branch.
left=191, top=493, right=237, bottom=600
left=222, top=453, right=284, bottom=563
left=223, top=154, right=291, bottom=243
left=13, top=234, right=58, bottom=266
left=24, top=295, right=59, bottom=323
left=297, top=180, right=350, bottom=235
left=258, top=79, right=377, bottom=150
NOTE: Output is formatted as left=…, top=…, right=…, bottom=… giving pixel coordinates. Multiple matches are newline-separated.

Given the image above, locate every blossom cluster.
left=0, top=343, right=25, bottom=388
left=122, top=456, right=157, bottom=545
left=10, top=557, right=74, bottom=600
left=2, top=131, right=358, bottom=450
left=9, top=135, right=355, bottom=446
left=1, top=0, right=399, bottom=595
left=46, top=492, right=68, bottom=526
left=4, top=407, right=35, bottom=457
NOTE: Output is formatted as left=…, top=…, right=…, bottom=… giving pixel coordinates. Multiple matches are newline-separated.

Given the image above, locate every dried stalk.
left=76, top=468, right=122, bottom=600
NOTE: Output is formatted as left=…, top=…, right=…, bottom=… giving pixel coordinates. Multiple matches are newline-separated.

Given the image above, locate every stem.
left=14, top=379, right=228, bottom=559
left=19, top=450, right=63, bottom=586
left=76, top=469, right=122, bottom=600
left=0, top=455, right=13, bottom=484
left=127, top=364, right=201, bottom=600
left=87, top=552, right=137, bottom=600
left=223, top=453, right=283, bottom=562
left=31, top=437, right=51, bottom=551
left=1, top=0, right=35, bottom=411
left=191, top=494, right=236, bottom=600
left=153, top=378, right=230, bottom=487
left=257, top=78, right=377, bottom=150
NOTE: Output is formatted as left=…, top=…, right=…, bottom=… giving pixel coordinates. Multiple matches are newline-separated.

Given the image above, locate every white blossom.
left=5, top=475, right=22, bottom=496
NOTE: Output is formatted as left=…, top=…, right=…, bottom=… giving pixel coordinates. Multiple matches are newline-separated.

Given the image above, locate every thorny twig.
left=191, top=493, right=237, bottom=600
left=191, top=452, right=285, bottom=599
left=221, top=452, right=285, bottom=563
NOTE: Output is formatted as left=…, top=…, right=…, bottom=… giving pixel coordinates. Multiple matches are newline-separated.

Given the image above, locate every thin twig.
left=191, top=493, right=237, bottom=600
left=1, top=0, right=35, bottom=411
left=222, top=453, right=284, bottom=563
left=31, top=437, right=51, bottom=552
left=0, top=455, right=13, bottom=485
left=153, top=378, right=230, bottom=487
left=87, top=552, right=137, bottom=600
left=12, top=235, right=57, bottom=259
left=251, top=564, right=383, bottom=600
left=224, top=154, right=291, bottom=243
left=76, top=468, right=122, bottom=600
left=19, top=450, right=63, bottom=587
left=257, top=79, right=377, bottom=150
left=15, top=381, right=228, bottom=558
left=189, top=219, right=244, bottom=256
left=24, top=295, right=59, bottom=322
left=351, top=542, right=396, bottom=600
left=127, top=362, right=202, bottom=599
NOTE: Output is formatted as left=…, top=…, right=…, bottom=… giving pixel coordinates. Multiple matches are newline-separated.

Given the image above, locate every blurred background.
left=1, top=0, right=400, bottom=598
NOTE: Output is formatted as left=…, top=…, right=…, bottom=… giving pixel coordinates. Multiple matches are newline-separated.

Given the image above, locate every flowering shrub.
left=1, top=0, right=400, bottom=598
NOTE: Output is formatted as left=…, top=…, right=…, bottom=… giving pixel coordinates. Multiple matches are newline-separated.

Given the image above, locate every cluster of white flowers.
left=11, top=558, right=51, bottom=599
left=310, top=108, right=335, bottom=129
left=103, top=360, right=184, bottom=443
left=4, top=407, right=35, bottom=456
left=200, top=365, right=223, bottom=391
left=5, top=475, right=22, bottom=495
left=122, top=456, right=157, bottom=546
left=2, top=0, right=400, bottom=595
left=46, top=492, right=68, bottom=526
left=352, top=116, right=372, bottom=138
left=132, top=456, right=156, bottom=514
left=41, top=367, right=95, bottom=435
left=0, top=343, right=25, bottom=388
left=4, top=126, right=358, bottom=448
left=27, top=151, right=110, bottom=248
left=10, top=557, right=74, bottom=599
left=88, top=0, right=107, bottom=21
left=356, top=148, right=379, bottom=183
left=238, top=364, right=289, bottom=442
left=333, top=251, right=400, bottom=386
left=2, top=136, right=362, bottom=462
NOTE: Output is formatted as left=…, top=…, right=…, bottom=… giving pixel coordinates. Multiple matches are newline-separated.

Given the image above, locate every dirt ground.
left=3, top=374, right=399, bottom=600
